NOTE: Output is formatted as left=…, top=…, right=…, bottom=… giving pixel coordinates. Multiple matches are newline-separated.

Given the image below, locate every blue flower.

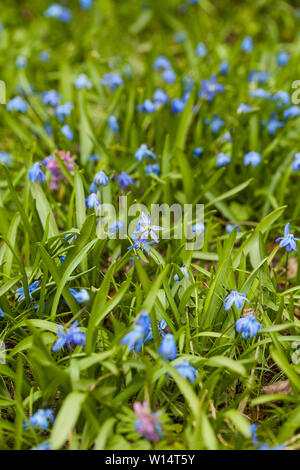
left=250, top=424, right=258, bottom=445
left=235, top=314, right=261, bottom=339
left=266, top=116, right=285, bottom=135
left=153, top=56, right=171, bottom=71
left=101, top=73, right=123, bottom=91
left=211, top=115, right=225, bottom=133
left=32, top=442, right=52, bottom=450
left=283, top=105, right=300, bottom=119
left=237, top=103, right=253, bottom=114
left=226, top=223, right=240, bottom=234
left=85, top=193, right=101, bottom=209
left=39, top=51, right=50, bottom=62
left=108, top=220, right=124, bottom=234
left=193, top=147, right=203, bottom=158
left=241, top=36, right=253, bottom=53
left=128, top=235, right=156, bottom=256
left=61, top=124, right=73, bottom=141
left=6, top=96, right=27, bottom=113
left=217, top=152, right=231, bottom=168
left=88, top=154, right=99, bottom=162
left=248, top=71, right=269, bottom=84
left=74, top=73, right=92, bottom=89
left=121, top=325, right=146, bottom=353
left=158, top=334, right=177, bottom=360
left=54, top=102, right=73, bottom=122
left=94, top=170, right=110, bottom=186
left=134, top=212, right=162, bottom=241
left=24, top=409, right=54, bottom=430
left=137, top=99, right=157, bottom=113
left=249, top=88, right=271, bottom=99
left=28, top=163, right=46, bottom=183
left=243, top=151, right=262, bottom=168
left=277, top=51, right=289, bottom=67
left=174, top=361, right=198, bottom=383
left=171, top=98, right=186, bottom=113
left=16, top=56, right=27, bottom=69
left=42, top=90, right=61, bottom=107
left=44, top=3, right=72, bottom=22
left=0, top=151, right=12, bottom=166
left=196, top=42, right=207, bottom=57
left=162, top=68, right=176, bottom=84
left=144, top=319, right=167, bottom=342
left=258, top=443, right=284, bottom=450
left=198, top=74, right=224, bottom=101
left=292, top=153, right=300, bottom=171
left=135, top=310, right=152, bottom=334
left=116, top=172, right=135, bottom=189
left=70, top=288, right=90, bottom=303
left=272, top=91, right=290, bottom=108
left=174, top=266, right=190, bottom=282
left=173, top=31, right=186, bottom=43
left=219, top=60, right=229, bottom=75
left=276, top=223, right=300, bottom=252
left=16, top=281, right=40, bottom=303
left=153, top=88, right=169, bottom=105
left=0, top=308, right=4, bottom=318
left=135, top=144, right=156, bottom=162
left=80, top=0, right=94, bottom=9
left=108, top=115, right=119, bottom=132
left=223, top=290, right=249, bottom=311
left=52, top=320, right=86, bottom=351
left=146, top=163, right=160, bottom=176
left=192, top=222, right=205, bottom=234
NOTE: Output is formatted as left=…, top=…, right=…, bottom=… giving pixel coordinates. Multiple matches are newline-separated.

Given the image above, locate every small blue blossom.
left=137, top=99, right=157, bottom=113
left=94, top=170, right=110, bottom=186
left=28, top=162, right=46, bottom=183
left=258, top=443, right=285, bottom=450
left=61, top=124, right=73, bottom=141
left=171, top=98, right=186, bottom=113
left=134, top=212, right=162, bottom=241
left=241, top=36, right=254, bottom=53
left=217, top=152, right=231, bottom=168
left=88, top=153, right=99, bottom=162
left=250, top=424, right=258, bottom=445
left=52, top=320, right=86, bottom=351
left=0, top=308, right=4, bottom=318
left=235, top=314, right=261, bottom=339
left=223, top=290, right=249, bottom=311
left=135, top=144, right=156, bottom=162
left=146, top=163, right=160, bottom=176
left=196, top=42, right=207, bottom=57
left=174, top=361, right=198, bottom=383
left=108, top=115, right=119, bottom=132
left=101, top=73, right=123, bottom=91
left=44, top=3, right=72, bottom=22
left=39, top=51, right=50, bottom=62
left=210, top=115, right=225, bottom=133
left=32, top=442, right=52, bottom=450
left=276, top=223, right=300, bottom=252
left=192, top=222, right=205, bottom=234
left=174, top=266, right=190, bottom=282
left=283, top=105, right=300, bottom=119
left=128, top=235, right=156, bottom=256
left=80, top=0, right=94, bottom=9
left=121, top=325, right=146, bottom=353
left=193, top=147, right=203, bottom=158
left=54, top=102, right=73, bottom=122
left=85, top=193, right=101, bottom=209
left=249, top=88, right=271, bottom=99
left=277, top=51, right=289, bottom=67
left=153, top=56, right=171, bottom=71
left=173, top=31, right=186, bottom=43
left=16, top=56, right=27, bottom=69
left=243, top=151, right=262, bottom=168
left=42, top=90, right=61, bottom=107
left=162, top=69, right=176, bottom=84
left=158, top=334, right=177, bottom=360
left=198, top=74, right=224, bottom=101
left=0, top=151, right=12, bottom=166
left=24, top=409, right=54, bottom=430
left=70, top=288, right=90, bottom=303
left=116, top=172, right=135, bottom=189
left=226, top=223, right=240, bottom=233
left=219, top=60, right=229, bottom=75
left=272, top=91, right=290, bottom=108
left=74, top=73, right=92, bottom=89
left=248, top=71, right=269, bottom=84
left=292, top=153, right=300, bottom=171
left=153, top=88, right=169, bottom=105
left=266, top=116, right=285, bottom=135
left=237, top=103, right=253, bottom=114
left=7, top=96, right=27, bottom=113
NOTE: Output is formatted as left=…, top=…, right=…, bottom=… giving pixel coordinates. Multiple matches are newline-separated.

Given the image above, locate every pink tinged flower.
left=44, top=150, right=75, bottom=190
left=133, top=401, right=163, bottom=442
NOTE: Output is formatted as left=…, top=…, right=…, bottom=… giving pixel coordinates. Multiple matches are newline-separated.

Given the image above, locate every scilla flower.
left=74, top=73, right=92, bottom=89
left=101, top=73, right=123, bottom=91
left=128, top=235, right=157, bottom=256
left=193, top=147, right=203, bottom=158
left=85, top=193, right=101, bottom=210
left=116, top=172, right=135, bottom=189
left=249, top=88, right=271, bottom=99
left=24, top=409, right=54, bottom=430
left=0, top=151, right=12, bottom=166
left=283, top=105, right=300, bottom=119
left=6, top=96, right=27, bottom=113
left=93, top=170, right=110, bottom=186
left=61, top=124, right=73, bottom=141
left=292, top=153, right=300, bottom=171
left=195, top=42, right=207, bottom=57
left=237, top=103, right=253, bottom=114
left=198, top=74, right=224, bottom=101
left=136, top=99, right=157, bottom=113
left=153, top=56, right=171, bottom=71
left=217, top=152, right=231, bottom=167
left=134, top=401, right=163, bottom=442
left=135, top=144, right=156, bottom=162
left=54, top=102, right=73, bottom=122
left=146, top=163, right=160, bottom=176
left=80, top=0, right=94, bottom=10
left=192, top=222, right=205, bottom=233
left=162, top=68, right=176, bottom=84
left=121, top=325, right=146, bottom=353
left=235, top=314, right=261, bottom=339
left=70, top=288, right=90, bottom=303
left=171, top=98, right=186, bottom=113
left=42, top=90, right=61, bottom=107
left=28, top=163, right=46, bottom=183
left=272, top=91, right=290, bottom=108
left=16, top=56, right=27, bottom=69
left=241, top=36, right=253, bottom=53
left=277, top=51, right=289, bottom=67
left=44, top=3, right=72, bottom=22
left=135, top=212, right=162, bottom=241
left=52, top=320, right=86, bottom=351
left=223, top=290, right=249, bottom=311
left=153, top=88, right=169, bottom=105
left=276, top=223, right=300, bottom=252
left=243, top=151, right=261, bottom=168
left=219, top=60, right=229, bottom=74
left=158, top=334, right=177, bottom=360
left=107, top=115, right=119, bottom=132
left=16, top=281, right=40, bottom=302
left=174, top=361, right=198, bottom=383
left=174, top=266, right=190, bottom=282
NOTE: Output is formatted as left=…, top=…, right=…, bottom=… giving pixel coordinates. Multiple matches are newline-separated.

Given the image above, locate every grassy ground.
left=0, top=0, right=300, bottom=450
